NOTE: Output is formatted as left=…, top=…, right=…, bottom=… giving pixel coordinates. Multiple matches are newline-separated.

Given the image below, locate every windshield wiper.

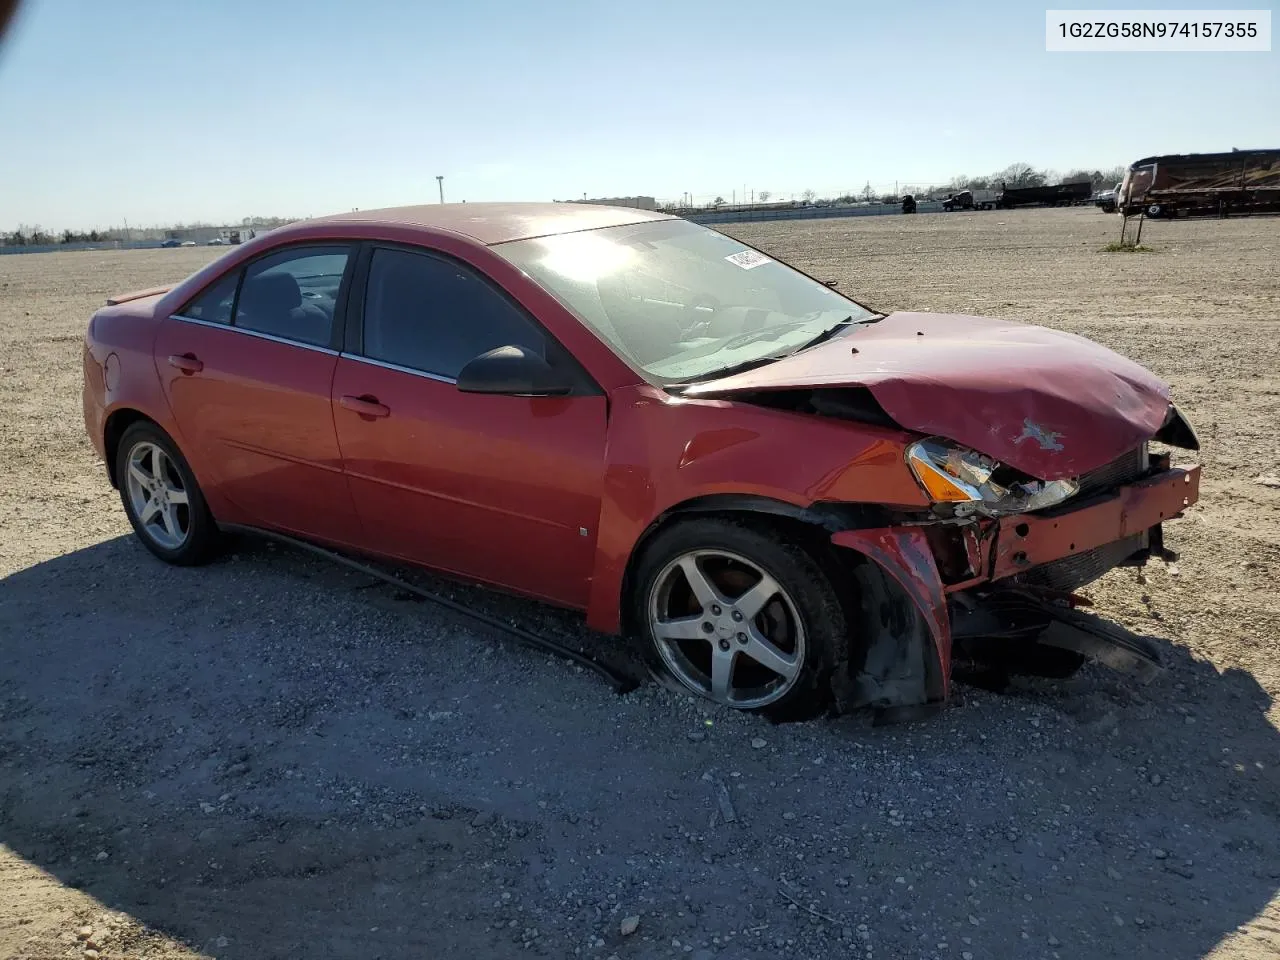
left=796, top=315, right=853, bottom=350
left=668, top=353, right=785, bottom=387
left=716, top=320, right=811, bottom=352
left=792, top=314, right=883, bottom=352
left=667, top=313, right=884, bottom=388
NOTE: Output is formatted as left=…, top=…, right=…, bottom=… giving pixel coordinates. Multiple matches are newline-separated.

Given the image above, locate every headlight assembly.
left=906, top=438, right=1078, bottom=518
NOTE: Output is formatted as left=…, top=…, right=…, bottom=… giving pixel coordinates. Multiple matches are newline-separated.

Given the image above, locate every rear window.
left=234, top=246, right=351, bottom=347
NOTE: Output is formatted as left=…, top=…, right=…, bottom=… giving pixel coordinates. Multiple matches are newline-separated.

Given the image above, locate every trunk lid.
left=682, top=311, right=1171, bottom=480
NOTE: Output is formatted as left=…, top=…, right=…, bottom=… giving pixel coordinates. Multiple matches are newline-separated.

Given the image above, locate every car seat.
left=237, top=272, right=331, bottom=346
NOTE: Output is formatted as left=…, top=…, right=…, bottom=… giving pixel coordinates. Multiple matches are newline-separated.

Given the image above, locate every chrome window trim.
left=170, top=313, right=339, bottom=356
left=339, top=352, right=457, bottom=385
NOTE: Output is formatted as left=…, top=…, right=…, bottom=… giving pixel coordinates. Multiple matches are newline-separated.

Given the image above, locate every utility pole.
left=436, top=175, right=445, bottom=204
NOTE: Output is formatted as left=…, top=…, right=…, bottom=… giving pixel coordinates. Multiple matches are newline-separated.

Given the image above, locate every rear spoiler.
left=105, top=285, right=172, bottom=306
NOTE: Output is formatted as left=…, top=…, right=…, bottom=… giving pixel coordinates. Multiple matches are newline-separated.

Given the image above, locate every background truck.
left=995, top=181, right=1092, bottom=209
left=942, top=189, right=998, bottom=211
left=1093, top=183, right=1122, bottom=213
left=1117, top=148, right=1280, bottom=219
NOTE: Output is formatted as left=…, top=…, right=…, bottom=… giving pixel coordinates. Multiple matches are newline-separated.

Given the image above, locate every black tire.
left=115, top=421, right=221, bottom=566
left=629, top=517, right=849, bottom=722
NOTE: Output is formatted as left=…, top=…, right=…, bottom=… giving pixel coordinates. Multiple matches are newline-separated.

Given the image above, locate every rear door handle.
left=168, top=353, right=203, bottom=374
left=340, top=394, right=391, bottom=418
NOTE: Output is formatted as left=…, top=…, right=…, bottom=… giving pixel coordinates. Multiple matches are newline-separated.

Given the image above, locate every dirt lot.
left=2, top=208, right=1279, bottom=960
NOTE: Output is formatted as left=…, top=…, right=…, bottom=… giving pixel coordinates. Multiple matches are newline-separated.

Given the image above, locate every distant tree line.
left=660, top=162, right=1131, bottom=212
left=2, top=223, right=153, bottom=246
left=1, top=215, right=300, bottom=247
left=8, top=167, right=1132, bottom=242
left=946, top=162, right=1127, bottom=193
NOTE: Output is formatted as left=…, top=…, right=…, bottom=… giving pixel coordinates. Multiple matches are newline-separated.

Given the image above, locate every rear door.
left=331, top=244, right=608, bottom=609
left=154, top=244, right=364, bottom=545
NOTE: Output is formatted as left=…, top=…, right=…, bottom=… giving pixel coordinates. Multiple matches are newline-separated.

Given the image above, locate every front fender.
left=584, top=386, right=927, bottom=634
left=830, top=527, right=950, bottom=707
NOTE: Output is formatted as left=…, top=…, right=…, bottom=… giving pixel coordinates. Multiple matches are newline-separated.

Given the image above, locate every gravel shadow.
left=2, top=536, right=1278, bottom=959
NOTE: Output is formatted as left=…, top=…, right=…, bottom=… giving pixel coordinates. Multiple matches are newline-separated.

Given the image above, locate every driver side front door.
left=332, top=244, right=608, bottom=609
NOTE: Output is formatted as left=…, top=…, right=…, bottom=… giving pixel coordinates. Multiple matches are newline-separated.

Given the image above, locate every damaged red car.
left=82, top=203, right=1201, bottom=720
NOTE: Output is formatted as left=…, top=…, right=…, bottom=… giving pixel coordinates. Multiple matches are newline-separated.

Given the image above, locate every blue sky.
left=0, top=0, right=1275, bottom=230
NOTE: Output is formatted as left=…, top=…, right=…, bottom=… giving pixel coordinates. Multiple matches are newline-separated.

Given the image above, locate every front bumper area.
left=830, top=463, right=1201, bottom=708
left=988, top=464, right=1199, bottom=582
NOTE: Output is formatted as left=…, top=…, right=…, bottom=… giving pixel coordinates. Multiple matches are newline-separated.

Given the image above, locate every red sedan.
left=83, top=203, right=1201, bottom=720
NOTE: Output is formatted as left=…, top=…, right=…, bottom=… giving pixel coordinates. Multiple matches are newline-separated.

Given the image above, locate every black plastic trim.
left=1154, top=403, right=1201, bottom=451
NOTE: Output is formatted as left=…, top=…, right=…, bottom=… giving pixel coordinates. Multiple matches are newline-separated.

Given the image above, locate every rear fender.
left=85, top=304, right=220, bottom=509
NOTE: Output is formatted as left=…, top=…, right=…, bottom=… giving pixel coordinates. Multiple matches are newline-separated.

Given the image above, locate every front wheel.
left=116, top=421, right=221, bottom=565
left=630, top=518, right=849, bottom=721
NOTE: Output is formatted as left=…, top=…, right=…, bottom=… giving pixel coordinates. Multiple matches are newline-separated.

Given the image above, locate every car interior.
left=234, top=267, right=340, bottom=347
left=362, top=250, right=546, bottom=378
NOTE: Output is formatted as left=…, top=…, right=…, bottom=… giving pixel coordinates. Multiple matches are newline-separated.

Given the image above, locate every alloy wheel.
left=647, top=549, right=805, bottom=708
left=124, top=441, right=191, bottom=550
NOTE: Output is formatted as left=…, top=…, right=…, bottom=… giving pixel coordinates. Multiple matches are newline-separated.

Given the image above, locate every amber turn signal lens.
left=909, top=456, right=980, bottom=502
left=905, top=440, right=985, bottom=504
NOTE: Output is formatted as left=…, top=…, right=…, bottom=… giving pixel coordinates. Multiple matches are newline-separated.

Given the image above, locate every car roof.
left=309, top=202, right=676, bottom=246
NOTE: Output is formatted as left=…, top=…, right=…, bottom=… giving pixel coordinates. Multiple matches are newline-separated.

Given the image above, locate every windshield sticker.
left=724, top=250, right=771, bottom=270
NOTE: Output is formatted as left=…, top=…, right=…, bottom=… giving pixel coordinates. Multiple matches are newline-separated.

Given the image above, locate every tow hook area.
left=950, top=587, right=1163, bottom=687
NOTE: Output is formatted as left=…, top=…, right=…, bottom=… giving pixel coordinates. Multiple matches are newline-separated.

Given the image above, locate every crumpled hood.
left=684, top=311, right=1173, bottom=480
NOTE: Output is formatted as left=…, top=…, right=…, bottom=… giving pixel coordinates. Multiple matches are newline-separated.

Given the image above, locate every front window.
left=493, top=219, right=877, bottom=382
left=361, top=247, right=546, bottom=379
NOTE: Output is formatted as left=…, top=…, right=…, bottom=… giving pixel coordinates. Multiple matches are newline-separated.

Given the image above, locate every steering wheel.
left=681, top=292, right=722, bottom=336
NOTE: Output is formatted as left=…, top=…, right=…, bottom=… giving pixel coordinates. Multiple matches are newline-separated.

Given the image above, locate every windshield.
left=492, top=219, right=877, bottom=382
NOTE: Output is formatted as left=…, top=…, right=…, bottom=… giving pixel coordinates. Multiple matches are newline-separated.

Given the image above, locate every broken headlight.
left=906, top=438, right=1079, bottom=518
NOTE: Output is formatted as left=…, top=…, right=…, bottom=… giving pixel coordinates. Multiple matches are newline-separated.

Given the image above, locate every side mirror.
left=456, top=344, right=574, bottom=396
left=823, top=278, right=839, bottom=287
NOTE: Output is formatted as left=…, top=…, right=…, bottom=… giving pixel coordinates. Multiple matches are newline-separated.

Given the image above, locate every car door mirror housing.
left=455, top=345, right=574, bottom=396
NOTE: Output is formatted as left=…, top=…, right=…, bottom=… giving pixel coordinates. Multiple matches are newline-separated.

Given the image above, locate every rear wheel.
left=631, top=518, right=848, bottom=721
left=116, top=422, right=220, bottom=565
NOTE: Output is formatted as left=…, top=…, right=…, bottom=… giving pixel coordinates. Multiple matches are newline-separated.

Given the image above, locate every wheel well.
left=618, top=496, right=862, bottom=637
left=102, top=409, right=155, bottom=488
left=616, top=497, right=943, bottom=711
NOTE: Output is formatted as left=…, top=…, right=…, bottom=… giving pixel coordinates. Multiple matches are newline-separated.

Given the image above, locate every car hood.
left=682, top=311, right=1172, bottom=480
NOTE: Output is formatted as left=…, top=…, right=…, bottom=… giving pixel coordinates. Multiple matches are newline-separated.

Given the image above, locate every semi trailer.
left=1117, top=148, right=1280, bottom=219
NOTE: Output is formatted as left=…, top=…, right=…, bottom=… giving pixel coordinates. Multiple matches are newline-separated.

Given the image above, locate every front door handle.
left=340, top=394, right=391, bottom=418
left=168, top=353, right=203, bottom=374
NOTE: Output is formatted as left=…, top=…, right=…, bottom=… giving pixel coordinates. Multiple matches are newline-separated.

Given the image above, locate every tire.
left=115, top=421, right=221, bottom=565
left=629, top=517, right=849, bottom=722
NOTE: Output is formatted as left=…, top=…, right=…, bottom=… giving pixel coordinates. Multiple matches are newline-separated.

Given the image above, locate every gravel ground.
left=2, top=208, right=1278, bottom=960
